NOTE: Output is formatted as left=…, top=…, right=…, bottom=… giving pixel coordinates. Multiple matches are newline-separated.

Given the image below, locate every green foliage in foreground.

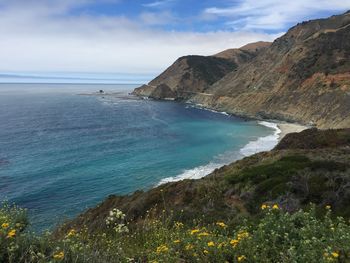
left=1, top=202, right=350, bottom=262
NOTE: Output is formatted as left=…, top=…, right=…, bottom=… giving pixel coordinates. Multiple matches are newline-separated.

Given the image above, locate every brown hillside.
left=192, top=12, right=350, bottom=128
left=132, top=42, right=269, bottom=100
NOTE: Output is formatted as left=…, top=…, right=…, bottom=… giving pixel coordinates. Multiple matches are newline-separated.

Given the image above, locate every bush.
left=1, top=201, right=350, bottom=262
left=227, top=155, right=312, bottom=185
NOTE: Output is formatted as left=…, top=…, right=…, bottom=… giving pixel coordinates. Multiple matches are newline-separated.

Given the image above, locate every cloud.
left=142, top=0, right=175, bottom=8
left=139, top=11, right=177, bottom=25
left=204, top=0, right=350, bottom=31
left=0, top=0, right=278, bottom=74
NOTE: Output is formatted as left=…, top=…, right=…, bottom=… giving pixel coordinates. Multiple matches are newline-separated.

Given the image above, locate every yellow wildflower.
left=237, top=231, right=249, bottom=240
left=7, top=229, right=16, bottom=238
left=156, top=245, right=169, bottom=254
left=203, top=250, right=209, bottom=254
left=173, top=240, right=181, bottom=243
left=326, top=205, right=331, bottom=210
left=198, top=232, right=210, bottom=237
left=53, top=251, right=65, bottom=260
left=185, top=244, right=194, bottom=250
left=261, top=204, right=268, bottom=210
left=190, top=229, right=200, bottom=235
left=207, top=241, right=215, bottom=247
left=67, top=229, right=76, bottom=237
left=1, top=223, right=9, bottom=229
left=272, top=204, right=279, bottom=210
left=216, top=222, right=227, bottom=228
left=238, top=255, right=246, bottom=261
left=230, top=239, right=239, bottom=247
left=331, top=252, right=339, bottom=258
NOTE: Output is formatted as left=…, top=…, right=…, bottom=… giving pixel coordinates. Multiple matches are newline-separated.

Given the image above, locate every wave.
left=157, top=120, right=280, bottom=186
left=240, top=121, right=281, bottom=156
left=157, top=149, right=243, bottom=186
left=185, top=104, right=230, bottom=116
left=157, top=162, right=224, bottom=185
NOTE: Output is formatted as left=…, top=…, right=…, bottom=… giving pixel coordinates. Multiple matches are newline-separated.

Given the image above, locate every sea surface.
left=0, top=83, right=277, bottom=231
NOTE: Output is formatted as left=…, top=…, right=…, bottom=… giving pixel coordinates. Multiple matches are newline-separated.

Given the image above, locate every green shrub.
left=1, top=201, right=350, bottom=262
left=227, top=155, right=312, bottom=185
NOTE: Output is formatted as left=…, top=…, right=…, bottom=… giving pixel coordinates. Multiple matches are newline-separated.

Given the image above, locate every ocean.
left=0, top=83, right=277, bottom=231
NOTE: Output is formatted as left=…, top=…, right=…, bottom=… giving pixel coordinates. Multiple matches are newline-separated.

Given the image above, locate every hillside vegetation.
left=2, top=198, right=350, bottom=262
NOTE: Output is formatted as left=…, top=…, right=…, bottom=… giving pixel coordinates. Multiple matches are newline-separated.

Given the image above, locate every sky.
left=0, top=0, right=349, bottom=77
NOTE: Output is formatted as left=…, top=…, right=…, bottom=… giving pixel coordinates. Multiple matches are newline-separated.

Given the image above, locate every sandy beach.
left=278, top=123, right=309, bottom=141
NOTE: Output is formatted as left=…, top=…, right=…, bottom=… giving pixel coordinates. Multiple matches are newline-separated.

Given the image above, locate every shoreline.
left=277, top=122, right=308, bottom=141
left=96, top=94, right=309, bottom=185
left=158, top=116, right=308, bottom=186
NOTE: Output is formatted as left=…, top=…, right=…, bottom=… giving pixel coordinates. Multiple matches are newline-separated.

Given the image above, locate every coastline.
left=277, top=122, right=308, bottom=141
left=158, top=115, right=308, bottom=186
left=101, top=94, right=309, bottom=185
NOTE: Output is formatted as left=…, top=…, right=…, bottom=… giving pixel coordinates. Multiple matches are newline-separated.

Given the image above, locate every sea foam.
left=240, top=121, right=281, bottom=156
left=158, top=120, right=280, bottom=185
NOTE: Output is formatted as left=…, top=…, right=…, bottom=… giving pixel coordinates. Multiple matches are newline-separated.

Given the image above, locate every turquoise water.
left=0, top=84, right=274, bottom=231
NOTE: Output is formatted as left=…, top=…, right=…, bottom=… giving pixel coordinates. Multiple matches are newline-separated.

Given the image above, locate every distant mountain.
left=132, top=41, right=270, bottom=100
left=134, top=12, right=350, bottom=129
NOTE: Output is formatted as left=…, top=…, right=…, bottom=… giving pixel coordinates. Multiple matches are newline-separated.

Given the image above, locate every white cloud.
left=0, top=1, right=278, bottom=74
left=142, top=0, right=175, bottom=8
left=139, top=11, right=177, bottom=25
left=205, top=0, right=350, bottom=30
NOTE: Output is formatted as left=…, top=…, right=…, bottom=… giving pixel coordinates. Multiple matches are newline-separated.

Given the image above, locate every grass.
left=1, top=201, right=350, bottom=262
left=225, top=154, right=349, bottom=213
left=227, top=155, right=312, bottom=184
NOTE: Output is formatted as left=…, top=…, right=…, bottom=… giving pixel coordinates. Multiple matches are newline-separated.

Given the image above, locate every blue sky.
left=0, top=0, right=349, bottom=76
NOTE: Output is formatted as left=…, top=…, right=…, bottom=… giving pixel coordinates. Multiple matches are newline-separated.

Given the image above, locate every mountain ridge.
left=133, top=11, right=350, bottom=129
left=132, top=41, right=270, bottom=100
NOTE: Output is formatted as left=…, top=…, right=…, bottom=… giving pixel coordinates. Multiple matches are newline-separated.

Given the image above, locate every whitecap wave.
left=157, top=149, right=243, bottom=186
left=157, top=120, right=280, bottom=186
left=187, top=104, right=231, bottom=117
left=157, top=162, right=223, bottom=185
left=240, top=121, right=281, bottom=156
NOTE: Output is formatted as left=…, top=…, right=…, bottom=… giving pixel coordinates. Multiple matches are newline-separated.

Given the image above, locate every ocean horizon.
left=0, top=83, right=277, bottom=231
left=0, top=72, right=155, bottom=85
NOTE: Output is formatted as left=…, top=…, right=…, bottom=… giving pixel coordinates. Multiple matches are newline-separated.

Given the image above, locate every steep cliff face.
left=132, top=42, right=270, bottom=100
left=192, top=12, right=350, bottom=128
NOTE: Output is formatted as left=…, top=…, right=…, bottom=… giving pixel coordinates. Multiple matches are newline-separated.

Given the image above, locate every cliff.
left=132, top=42, right=270, bottom=100
left=134, top=12, right=350, bottom=129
